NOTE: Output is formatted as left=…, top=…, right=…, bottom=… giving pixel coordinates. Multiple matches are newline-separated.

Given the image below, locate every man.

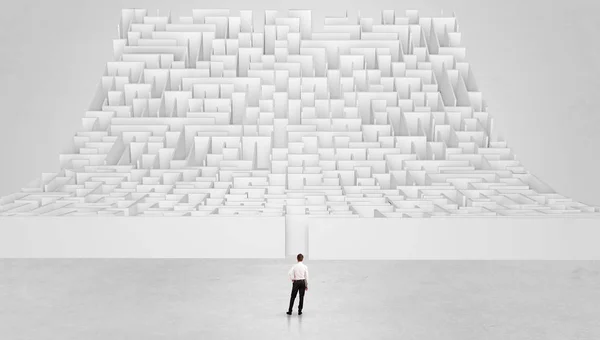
left=286, top=253, right=308, bottom=315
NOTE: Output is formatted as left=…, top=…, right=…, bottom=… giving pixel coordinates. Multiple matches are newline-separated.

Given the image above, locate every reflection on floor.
left=1, top=259, right=599, bottom=339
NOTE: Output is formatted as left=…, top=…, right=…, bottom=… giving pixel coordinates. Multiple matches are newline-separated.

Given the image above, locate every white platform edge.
left=0, top=217, right=285, bottom=258
left=1, top=216, right=599, bottom=259
left=308, top=217, right=600, bottom=260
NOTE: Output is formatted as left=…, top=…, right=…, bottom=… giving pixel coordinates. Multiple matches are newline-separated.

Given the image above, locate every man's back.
left=288, top=262, right=309, bottom=281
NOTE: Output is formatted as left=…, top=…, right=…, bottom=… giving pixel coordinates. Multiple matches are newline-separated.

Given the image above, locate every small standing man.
left=287, top=253, right=309, bottom=315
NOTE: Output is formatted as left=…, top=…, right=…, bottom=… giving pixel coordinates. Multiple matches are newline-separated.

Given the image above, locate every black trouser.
left=288, top=279, right=306, bottom=312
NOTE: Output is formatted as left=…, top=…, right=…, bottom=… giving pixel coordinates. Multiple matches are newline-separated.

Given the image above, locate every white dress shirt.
left=288, top=262, right=309, bottom=282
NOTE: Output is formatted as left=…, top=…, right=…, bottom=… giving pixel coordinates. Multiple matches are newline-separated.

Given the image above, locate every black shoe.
left=298, top=311, right=302, bottom=315
left=286, top=311, right=292, bottom=315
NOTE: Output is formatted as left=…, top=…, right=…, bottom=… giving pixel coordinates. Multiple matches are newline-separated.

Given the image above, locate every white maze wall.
left=0, top=9, right=599, bottom=258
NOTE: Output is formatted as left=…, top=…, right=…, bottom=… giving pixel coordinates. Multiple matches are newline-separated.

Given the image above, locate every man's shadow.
left=286, top=312, right=303, bottom=333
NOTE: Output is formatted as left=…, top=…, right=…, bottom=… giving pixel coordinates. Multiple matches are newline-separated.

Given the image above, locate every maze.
left=1, top=9, right=598, bottom=218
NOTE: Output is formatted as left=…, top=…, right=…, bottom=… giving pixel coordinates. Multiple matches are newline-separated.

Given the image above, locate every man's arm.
left=304, top=266, right=309, bottom=289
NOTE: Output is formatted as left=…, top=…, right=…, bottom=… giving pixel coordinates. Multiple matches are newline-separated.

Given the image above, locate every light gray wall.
left=0, top=216, right=285, bottom=258
left=308, top=217, right=600, bottom=260
left=1, top=0, right=599, bottom=206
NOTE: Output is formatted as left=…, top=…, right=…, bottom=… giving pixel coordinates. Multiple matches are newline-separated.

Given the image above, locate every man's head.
left=297, top=253, right=304, bottom=262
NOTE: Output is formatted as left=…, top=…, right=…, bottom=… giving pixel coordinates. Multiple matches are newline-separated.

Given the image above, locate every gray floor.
left=1, top=260, right=599, bottom=339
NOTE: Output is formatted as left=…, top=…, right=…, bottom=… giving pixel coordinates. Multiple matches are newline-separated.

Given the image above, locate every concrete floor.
left=1, top=260, right=599, bottom=340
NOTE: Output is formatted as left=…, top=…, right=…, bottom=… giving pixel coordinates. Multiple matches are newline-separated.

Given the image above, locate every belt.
left=293, top=279, right=306, bottom=281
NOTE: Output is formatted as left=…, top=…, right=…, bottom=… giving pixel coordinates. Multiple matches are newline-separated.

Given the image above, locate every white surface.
left=2, top=216, right=599, bottom=259
left=308, top=217, right=600, bottom=260
left=0, top=217, right=285, bottom=258
left=1, top=259, right=599, bottom=339
left=285, top=215, right=309, bottom=256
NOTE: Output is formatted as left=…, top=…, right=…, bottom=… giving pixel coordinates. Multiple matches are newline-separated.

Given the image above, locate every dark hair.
left=297, top=253, right=304, bottom=261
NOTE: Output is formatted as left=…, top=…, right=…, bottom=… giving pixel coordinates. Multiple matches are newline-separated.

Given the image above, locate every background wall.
left=0, top=217, right=285, bottom=258
left=308, top=217, right=600, bottom=260
left=1, top=0, right=599, bottom=206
